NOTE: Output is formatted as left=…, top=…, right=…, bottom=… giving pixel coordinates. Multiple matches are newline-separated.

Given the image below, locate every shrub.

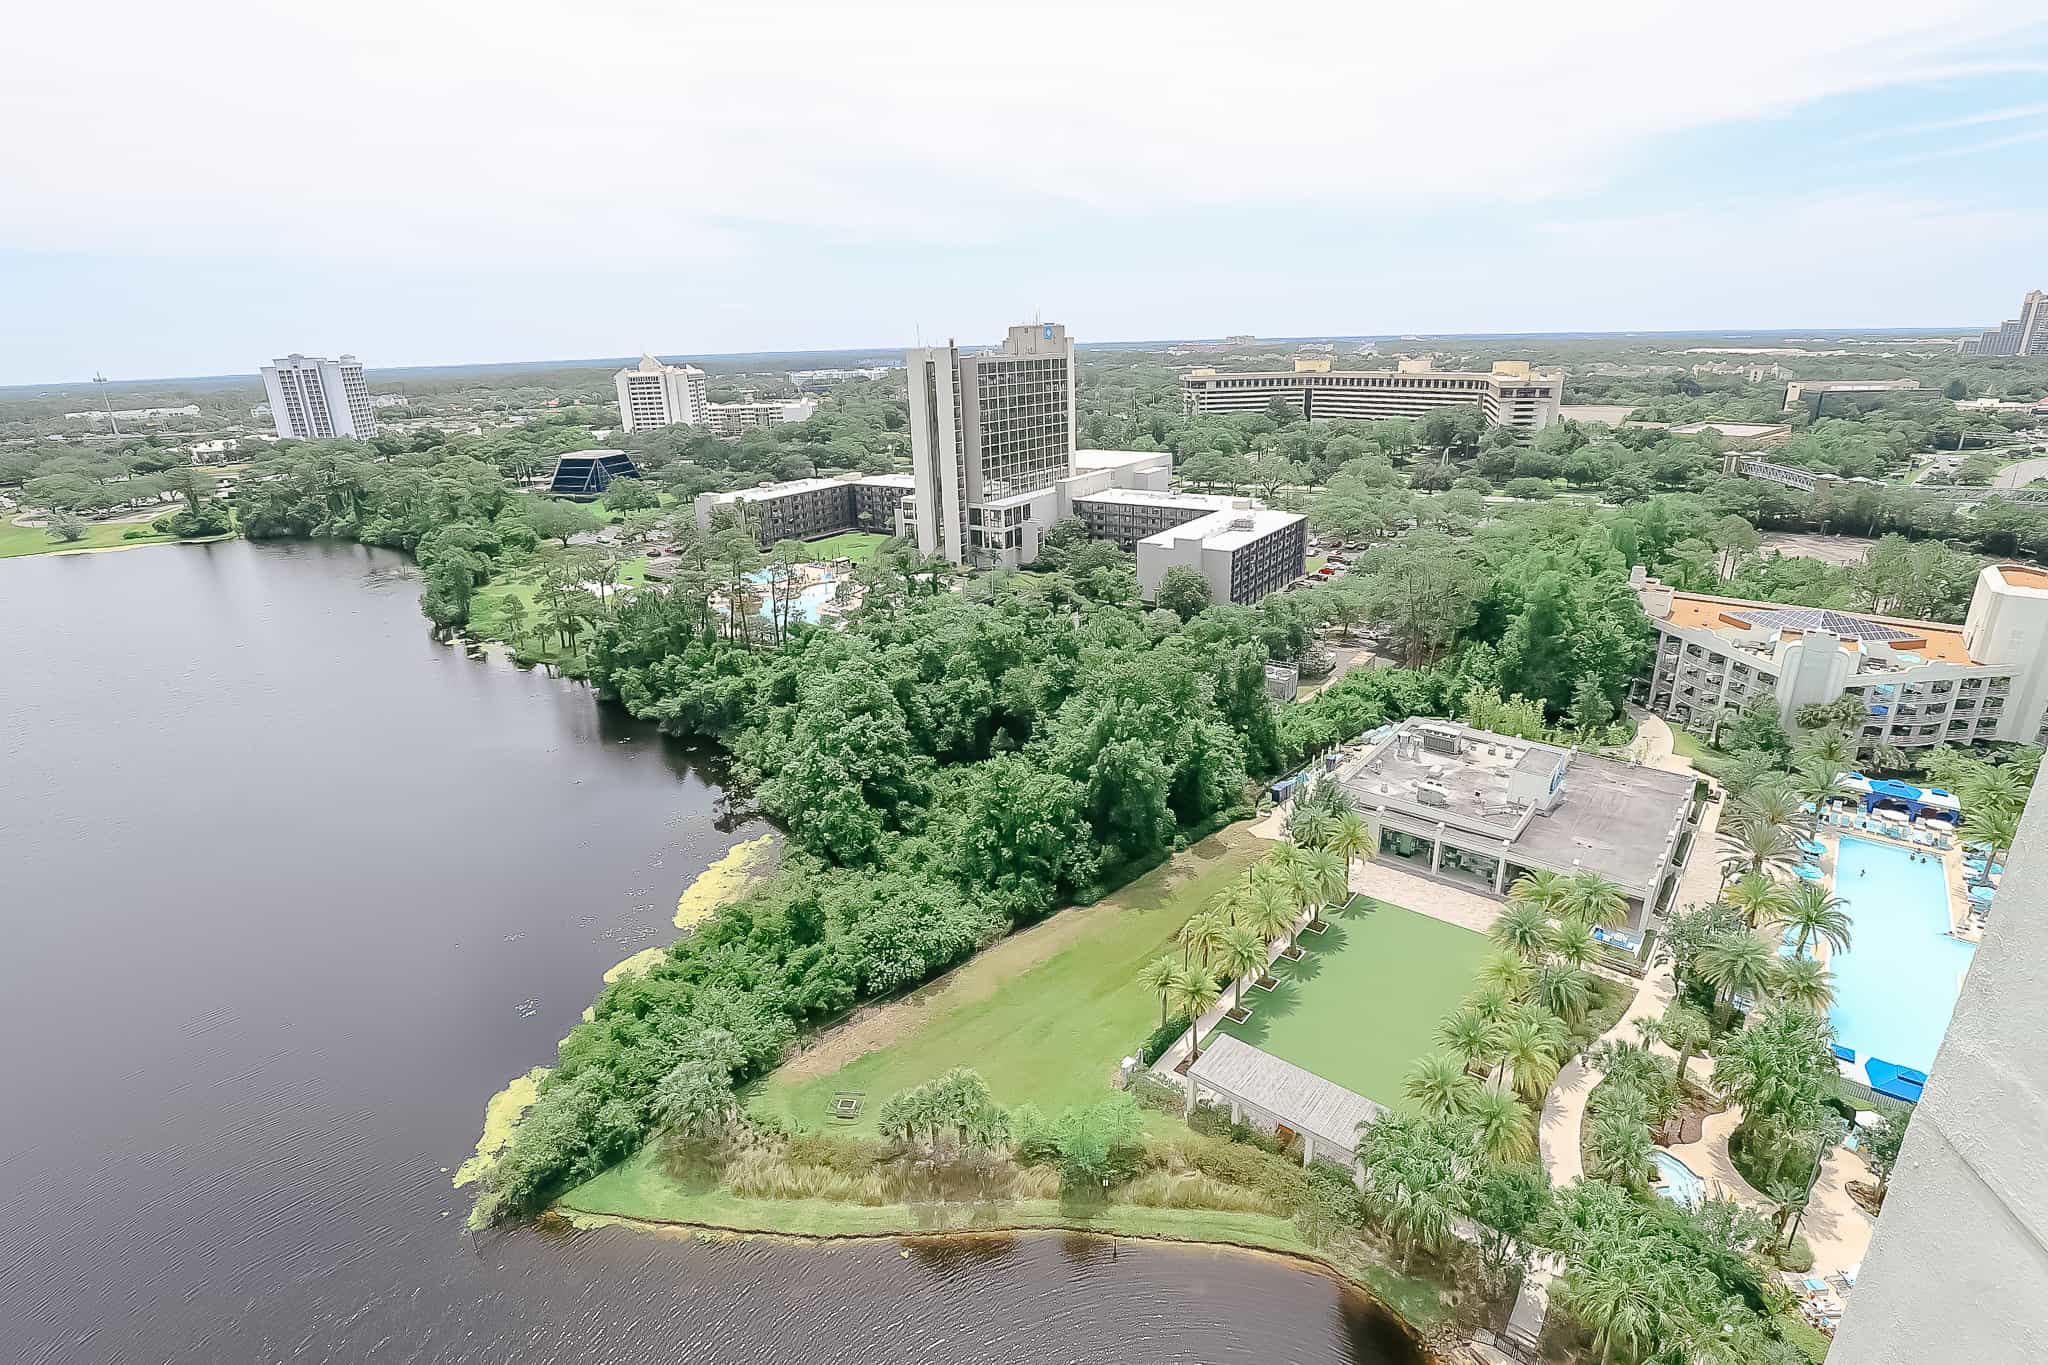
left=1128, top=1073, right=1185, bottom=1115
left=1137, top=1019, right=1185, bottom=1065
left=1118, top=1170, right=1280, bottom=1214
left=1168, top=1133, right=1313, bottom=1212
left=1775, top=1234, right=1814, bottom=1273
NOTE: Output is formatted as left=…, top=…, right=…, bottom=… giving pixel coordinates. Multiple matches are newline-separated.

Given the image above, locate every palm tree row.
left=1137, top=829, right=1358, bottom=1064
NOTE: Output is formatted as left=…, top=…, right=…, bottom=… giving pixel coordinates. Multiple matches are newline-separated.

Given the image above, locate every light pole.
left=94, top=372, right=121, bottom=436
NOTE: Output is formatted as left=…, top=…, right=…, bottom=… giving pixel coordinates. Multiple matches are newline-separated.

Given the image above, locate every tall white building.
left=261, top=354, right=376, bottom=440
left=905, top=322, right=1077, bottom=568
left=614, top=354, right=709, bottom=432
left=1959, top=288, right=2048, bottom=357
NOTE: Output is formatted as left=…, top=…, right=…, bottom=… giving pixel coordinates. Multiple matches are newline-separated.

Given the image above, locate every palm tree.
left=1214, top=926, right=1268, bottom=1015
left=1718, top=812, right=1799, bottom=885
left=1466, top=1082, right=1535, bottom=1164
left=1489, top=901, right=1552, bottom=962
left=1547, top=917, right=1598, bottom=969
left=1403, top=1052, right=1479, bottom=1119
left=1495, top=1010, right=1565, bottom=1103
left=1773, top=955, right=1835, bottom=1011
left=1475, top=949, right=1532, bottom=1001
left=1961, top=766, right=2029, bottom=814
left=1651, top=1001, right=1713, bottom=1090
left=1285, top=801, right=1336, bottom=850
left=1327, top=809, right=1372, bottom=871
left=1302, top=845, right=1348, bottom=929
left=1464, top=981, right=1517, bottom=1026
left=1695, top=931, right=1776, bottom=1012
left=1725, top=873, right=1796, bottom=931
left=1135, top=955, right=1183, bottom=1028
left=1179, top=912, right=1220, bottom=978
left=1267, top=840, right=1315, bottom=945
left=1583, top=1104, right=1654, bottom=1189
left=1241, top=880, right=1296, bottom=971
left=1170, top=971, right=1223, bottom=1063
left=1532, top=961, right=1594, bottom=1025
left=1962, top=802, right=2023, bottom=875
left=1774, top=882, right=1853, bottom=957
left=1560, top=870, right=1629, bottom=931
left=1741, top=777, right=1811, bottom=836
left=1557, top=1259, right=1658, bottom=1365
left=1438, top=1006, right=1504, bottom=1076
left=1506, top=867, right=1567, bottom=914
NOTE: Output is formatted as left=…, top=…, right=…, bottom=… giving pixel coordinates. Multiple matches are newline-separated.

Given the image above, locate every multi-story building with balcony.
left=704, top=398, right=818, bottom=436
left=693, top=473, right=913, bottom=547
left=614, top=354, right=709, bottom=432
left=1633, top=564, right=2048, bottom=752
left=1178, top=358, right=1562, bottom=430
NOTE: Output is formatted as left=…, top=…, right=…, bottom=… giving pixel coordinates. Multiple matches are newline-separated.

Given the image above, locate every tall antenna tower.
left=93, top=372, right=121, bottom=436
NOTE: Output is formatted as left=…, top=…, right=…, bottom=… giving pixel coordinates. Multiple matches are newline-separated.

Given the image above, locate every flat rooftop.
left=1338, top=719, right=1692, bottom=896
left=1669, top=421, right=1790, bottom=437
left=1142, top=504, right=1302, bottom=551
left=1075, top=487, right=1232, bottom=511
left=1661, top=590, right=1974, bottom=666
left=1508, top=752, right=1693, bottom=896
left=1072, top=448, right=1169, bottom=470
left=710, top=475, right=855, bottom=503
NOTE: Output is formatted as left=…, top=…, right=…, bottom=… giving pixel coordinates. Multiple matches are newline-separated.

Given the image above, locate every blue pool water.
left=1652, top=1149, right=1704, bottom=1208
left=746, top=569, right=841, bottom=624
left=1827, top=837, right=1977, bottom=1076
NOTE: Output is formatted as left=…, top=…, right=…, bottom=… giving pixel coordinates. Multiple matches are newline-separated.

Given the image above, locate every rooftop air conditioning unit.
left=1415, top=781, right=1452, bottom=808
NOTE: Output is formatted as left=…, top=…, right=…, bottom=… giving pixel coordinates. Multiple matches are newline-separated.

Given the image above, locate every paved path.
left=1993, top=455, right=2048, bottom=490
left=1349, top=858, right=1503, bottom=934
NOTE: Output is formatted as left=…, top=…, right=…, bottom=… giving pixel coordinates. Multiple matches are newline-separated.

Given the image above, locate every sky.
left=4, top=1, right=2047, bottom=385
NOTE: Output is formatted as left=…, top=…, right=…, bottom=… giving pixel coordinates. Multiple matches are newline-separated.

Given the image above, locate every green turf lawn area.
left=0, top=518, right=183, bottom=558
left=749, top=825, right=1265, bottom=1136
left=799, top=531, right=888, bottom=563
left=1211, top=897, right=1489, bottom=1113
left=1302, top=555, right=1328, bottom=576
left=467, top=549, right=650, bottom=667
left=1666, top=726, right=1712, bottom=762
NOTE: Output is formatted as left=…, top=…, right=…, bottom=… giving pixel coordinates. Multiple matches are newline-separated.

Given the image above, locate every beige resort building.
left=1633, top=564, right=2048, bottom=751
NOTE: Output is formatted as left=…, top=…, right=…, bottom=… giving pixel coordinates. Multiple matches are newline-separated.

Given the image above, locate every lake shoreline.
left=552, top=1203, right=1451, bottom=1356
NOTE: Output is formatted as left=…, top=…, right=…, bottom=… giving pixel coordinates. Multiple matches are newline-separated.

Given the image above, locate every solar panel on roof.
left=1726, top=607, right=1915, bottom=642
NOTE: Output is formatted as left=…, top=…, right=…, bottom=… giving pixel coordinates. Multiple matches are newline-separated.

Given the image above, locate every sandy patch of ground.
left=1758, top=532, right=1877, bottom=568
left=675, top=834, right=776, bottom=929
left=453, top=1066, right=547, bottom=1188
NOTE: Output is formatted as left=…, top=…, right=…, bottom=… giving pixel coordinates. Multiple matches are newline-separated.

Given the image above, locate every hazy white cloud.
left=3, top=0, right=2039, bottom=262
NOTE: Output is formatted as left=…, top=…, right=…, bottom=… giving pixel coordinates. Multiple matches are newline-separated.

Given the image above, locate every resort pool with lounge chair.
left=1828, top=837, right=1978, bottom=1077
left=1653, top=1149, right=1704, bottom=1208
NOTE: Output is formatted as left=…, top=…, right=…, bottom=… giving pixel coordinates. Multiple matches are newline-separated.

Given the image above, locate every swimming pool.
left=1653, top=1149, right=1704, bottom=1208
left=745, top=569, right=841, bottom=624
left=1827, top=837, right=1977, bottom=1076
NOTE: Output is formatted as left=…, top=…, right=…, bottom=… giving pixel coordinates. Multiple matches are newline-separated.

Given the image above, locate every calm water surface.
left=0, top=541, right=1420, bottom=1365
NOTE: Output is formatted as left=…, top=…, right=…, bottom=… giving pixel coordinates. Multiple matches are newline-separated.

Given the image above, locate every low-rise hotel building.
left=1633, top=564, right=2048, bottom=751
left=704, top=398, right=819, bottom=436
left=1179, top=358, right=1563, bottom=430
left=1132, top=501, right=1307, bottom=607
left=1334, top=718, right=1698, bottom=928
left=693, top=473, right=912, bottom=546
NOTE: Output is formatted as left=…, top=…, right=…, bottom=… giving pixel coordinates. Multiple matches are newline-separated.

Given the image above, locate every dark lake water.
left=0, top=540, right=1422, bottom=1365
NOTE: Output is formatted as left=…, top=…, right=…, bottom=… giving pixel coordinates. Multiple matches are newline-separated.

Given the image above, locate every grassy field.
left=0, top=517, right=185, bottom=558
left=467, top=549, right=651, bottom=667
left=560, top=1141, right=1452, bottom=1328
left=1303, top=555, right=1328, bottom=576
left=1211, top=898, right=1490, bottom=1113
left=800, top=531, right=888, bottom=563
left=749, top=825, right=1265, bottom=1135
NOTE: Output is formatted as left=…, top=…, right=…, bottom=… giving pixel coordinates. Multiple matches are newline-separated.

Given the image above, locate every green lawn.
left=467, top=549, right=650, bottom=666
left=0, top=517, right=184, bottom=558
left=1303, top=555, right=1328, bottom=576
left=800, top=531, right=888, bottom=563
left=1211, top=898, right=1490, bottom=1113
left=749, top=826, right=1265, bottom=1135
left=1667, top=726, right=1713, bottom=762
